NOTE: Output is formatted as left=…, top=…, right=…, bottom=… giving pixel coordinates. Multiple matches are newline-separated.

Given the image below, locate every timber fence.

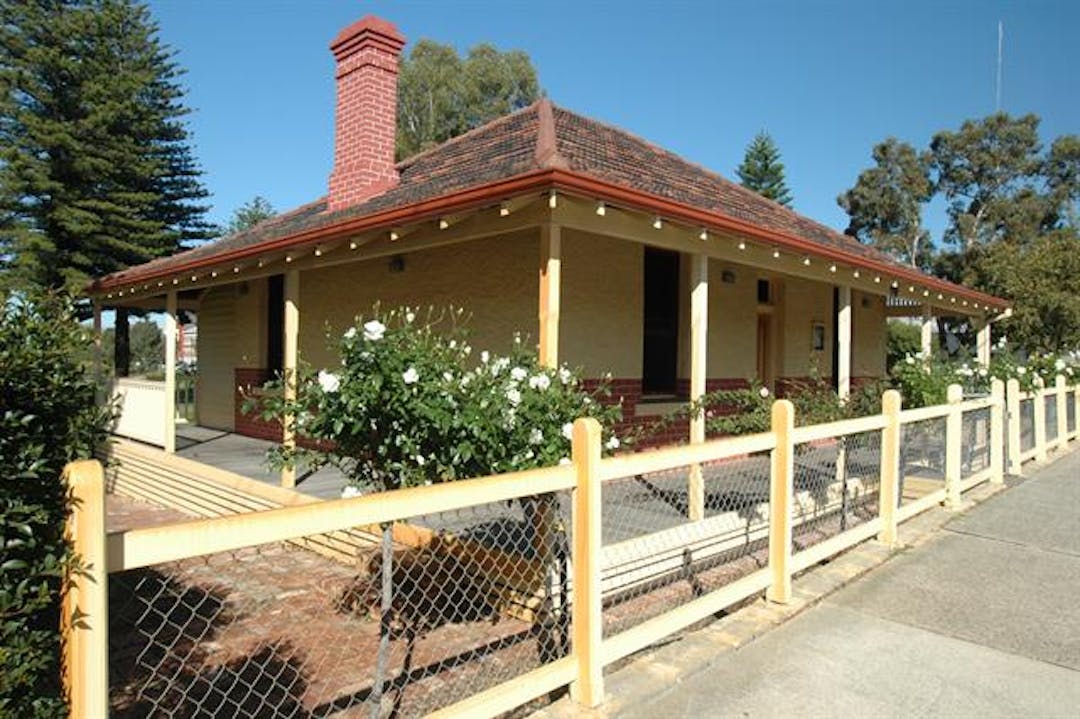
left=62, top=377, right=1080, bottom=718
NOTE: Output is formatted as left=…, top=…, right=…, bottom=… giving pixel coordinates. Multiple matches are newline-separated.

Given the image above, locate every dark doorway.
left=267, top=275, right=284, bottom=374
left=642, top=248, right=680, bottom=395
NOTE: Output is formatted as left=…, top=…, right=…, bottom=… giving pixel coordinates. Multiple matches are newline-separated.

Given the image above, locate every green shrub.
left=248, top=306, right=622, bottom=490
left=0, top=294, right=113, bottom=717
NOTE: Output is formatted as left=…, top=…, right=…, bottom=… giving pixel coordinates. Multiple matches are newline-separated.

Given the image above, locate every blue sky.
left=148, top=0, right=1078, bottom=241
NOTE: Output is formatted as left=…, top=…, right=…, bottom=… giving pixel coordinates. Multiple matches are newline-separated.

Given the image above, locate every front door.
left=642, top=248, right=680, bottom=395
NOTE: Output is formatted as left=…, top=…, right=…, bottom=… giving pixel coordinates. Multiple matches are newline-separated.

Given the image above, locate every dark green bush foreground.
left=0, top=295, right=112, bottom=717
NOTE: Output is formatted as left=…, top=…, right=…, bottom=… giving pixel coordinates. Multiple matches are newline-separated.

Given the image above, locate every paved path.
left=579, top=448, right=1080, bottom=718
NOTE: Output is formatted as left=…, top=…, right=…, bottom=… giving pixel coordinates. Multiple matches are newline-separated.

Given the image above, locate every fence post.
left=766, top=400, right=794, bottom=604
left=877, top=390, right=902, bottom=546
left=570, top=418, right=603, bottom=708
left=1034, top=377, right=1048, bottom=462
left=61, top=460, right=109, bottom=719
left=1006, top=379, right=1022, bottom=476
left=944, top=384, right=964, bottom=510
left=989, top=379, right=1005, bottom=484
left=1056, top=375, right=1068, bottom=451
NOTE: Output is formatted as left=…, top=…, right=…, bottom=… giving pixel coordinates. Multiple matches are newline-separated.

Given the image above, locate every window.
left=757, top=278, right=772, bottom=304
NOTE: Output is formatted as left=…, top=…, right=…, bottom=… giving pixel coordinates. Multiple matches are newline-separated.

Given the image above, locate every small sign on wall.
left=811, top=321, right=826, bottom=351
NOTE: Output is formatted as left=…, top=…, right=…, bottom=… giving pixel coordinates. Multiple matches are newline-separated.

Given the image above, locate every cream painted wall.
left=561, top=229, right=643, bottom=377
left=853, top=290, right=887, bottom=377
left=781, top=276, right=834, bottom=377
left=297, top=231, right=538, bottom=369
left=196, top=285, right=238, bottom=430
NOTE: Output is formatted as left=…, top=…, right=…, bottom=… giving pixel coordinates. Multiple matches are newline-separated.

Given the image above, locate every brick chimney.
left=327, top=16, right=406, bottom=212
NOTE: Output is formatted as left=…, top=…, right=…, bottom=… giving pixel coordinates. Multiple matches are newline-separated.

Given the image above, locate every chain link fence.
left=109, top=489, right=574, bottom=718
left=791, top=430, right=881, bottom=552
left=899, top=416, right=946, bottom=504
left=1019, top=398, right=1036, bottom=454
left=961, top=407, right=992, bottom=479
left=599, top=454, right=772, bottom=638
left=1045, top=394, right=1059, bottom=443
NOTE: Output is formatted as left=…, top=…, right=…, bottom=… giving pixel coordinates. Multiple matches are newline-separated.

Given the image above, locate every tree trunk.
left=114, top=307, right=130, bottom=377
left=370, top=523, right=393, bottom=719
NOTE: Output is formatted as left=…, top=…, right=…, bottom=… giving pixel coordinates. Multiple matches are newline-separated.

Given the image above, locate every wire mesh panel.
left=1068, top=392, right=1077, bottom=435
left=1045, top=394, right=1059, bottom=443
left=1020, top=398, right=1035, bottom=453
left=960, top=407, right=991, bottom=479
left=790, top=430, right=881, bottom=553
left=899, top=417, right=946, bottom=504
left=109, top=489, right=573, bottom=718
left=599, top=453, right=772, bottom=638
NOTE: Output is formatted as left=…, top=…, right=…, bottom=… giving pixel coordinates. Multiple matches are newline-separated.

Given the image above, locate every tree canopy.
left=222, top=195, right=275, bottom=236
left=0, top=0, right=211, bottom=296
left=839, top=113, right=1080, bottom=351
left=838, top=138, right=932, bottom=268
left=396, top=40, right=539, bottom=160
left=736, top=131, right=793, bottom=207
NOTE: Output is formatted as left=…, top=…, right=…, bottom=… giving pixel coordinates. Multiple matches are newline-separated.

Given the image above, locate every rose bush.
left=248, top=306, right=622, bottom=492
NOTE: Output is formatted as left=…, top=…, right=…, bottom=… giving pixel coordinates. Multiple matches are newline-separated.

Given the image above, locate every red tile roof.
left=91, top=100, right=1006, bottom=309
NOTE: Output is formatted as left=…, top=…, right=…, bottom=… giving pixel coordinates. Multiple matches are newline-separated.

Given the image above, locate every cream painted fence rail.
left=63, top=377, right=1079, bottom=718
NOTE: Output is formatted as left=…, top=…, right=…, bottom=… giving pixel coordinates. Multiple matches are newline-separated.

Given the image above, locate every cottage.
left=89, top=15, right=1008, bottom=484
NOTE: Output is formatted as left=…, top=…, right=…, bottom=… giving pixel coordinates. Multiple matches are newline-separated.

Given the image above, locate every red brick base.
left=234, top=368, right=283, bottom=442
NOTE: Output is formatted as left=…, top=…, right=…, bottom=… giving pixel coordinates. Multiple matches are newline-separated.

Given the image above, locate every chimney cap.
left=330, top=15, right=405, bottom=60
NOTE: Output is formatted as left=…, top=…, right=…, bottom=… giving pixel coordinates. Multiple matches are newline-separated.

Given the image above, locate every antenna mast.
left=996, top=20, right=1003, bottom=112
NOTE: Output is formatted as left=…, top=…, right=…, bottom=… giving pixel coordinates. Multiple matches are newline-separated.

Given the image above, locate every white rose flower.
left=344, top=327, right=357, bottom=340
left=529, top=374, right=551, bottom=391
left=905, top=356, right=915, bottom=365
left=449, top=339, right=457, bottom=349
left=480, top=350, right=490, bottom=364
left=442, top=371, right=454, bottom=382
left=759, top=386, right=770, bottom=398
left=363, top=320, right=386, bottom=341
left=405, top=310, right=416, bottom=323
left=341, top=485, right=362, bottom=499
left=1017, top=366, right=1027, bottom=376
left=511, top=367, right=528, bottom=381
left=403, top=367, right=419, bottom=384
left=562, top=422, right=574, bottom=440
left=529, top=428, right=544, bottom=445
left=606, top=436, right=621, bottom=450
left=1055, top=359, right=1066, bottom=371
left=978, top=367, right=988, bottom=377
left=506, top=388, right=522, bottom=406
left=317, top=370, right=340, bottom=393
left=415, top=454, right=426, bottom=466
left=558, top=457, right=571, bottom=466
left=558, top=367, right=573, bottom=385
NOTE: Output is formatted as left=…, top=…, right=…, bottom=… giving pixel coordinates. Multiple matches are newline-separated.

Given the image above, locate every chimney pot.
left=327, top=15, right=405, bottom=212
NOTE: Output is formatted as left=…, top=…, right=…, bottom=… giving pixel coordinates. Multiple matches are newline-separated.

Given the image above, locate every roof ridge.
left=395, top=99, right=544, bottom=171
left=534, top=97, right=569, bottom=169
left=549, top=104, right=871, bottom=259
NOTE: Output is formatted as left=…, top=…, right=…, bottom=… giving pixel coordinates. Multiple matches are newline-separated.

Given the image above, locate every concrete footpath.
left=539, top=447, right=1080, bottom=718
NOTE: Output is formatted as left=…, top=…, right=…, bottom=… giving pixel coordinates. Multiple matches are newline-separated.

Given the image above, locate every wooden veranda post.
left=538, top=223, right=561, bottom=368
left=990, top=379, right=1005, bottom=484
left=920, top=304, right=934, bottom=358
left=1006, top=378, right=1022, bottom=476
left=1055, top=375, right=1068, bottom=451
left=877, top=389, right=902, bottom=546
left=687, top=253, right=708, bottom=521
left=944, top=384, right=964, bottom=510
left=281, top=269, right=300, bottom=488
left=976, top=319, right=991, bottom=368
left=836, top=286, right=852, bottom=400
left=1033, top=377, right=1048, bottom=463
left=766, top=399, right=794, bottom=604
left=164, top=290, right=178, bottom=454
left=570, top=418, right=603, bottom=707
left=62, top=460, right=108, bottom=719
left=92, top=301, right=104, bottom=405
